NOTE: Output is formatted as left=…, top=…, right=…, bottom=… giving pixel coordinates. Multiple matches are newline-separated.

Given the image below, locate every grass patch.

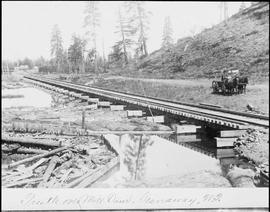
left=93, top=78, right=269, bottom=114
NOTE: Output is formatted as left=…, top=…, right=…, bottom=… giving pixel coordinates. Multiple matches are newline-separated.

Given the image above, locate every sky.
left=2, top=1, right=251, bottom=61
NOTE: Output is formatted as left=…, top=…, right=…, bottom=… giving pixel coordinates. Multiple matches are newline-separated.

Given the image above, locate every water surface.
left=2, top=87, right=52, bottom=108
left=93, top=134, right=232, bottom=188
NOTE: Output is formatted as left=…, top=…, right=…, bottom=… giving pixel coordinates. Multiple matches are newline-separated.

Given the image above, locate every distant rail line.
left=24, top=75, right=269, bottom=129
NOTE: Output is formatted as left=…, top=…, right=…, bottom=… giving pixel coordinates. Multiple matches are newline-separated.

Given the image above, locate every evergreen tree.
left=108, top=43, right=124, bottom=64
left=162, top=16, right=174, bottom=48
left=50, top=24, right=64, bottom=72
left=124, top=1, right=151, bottom=57
left=83, top=1, right=100, bottom=73
left=67, top=35, right=86, bottom=74
left=114, top=6, right=136, bottom=65
left=34, top=56, right=46, bottom=67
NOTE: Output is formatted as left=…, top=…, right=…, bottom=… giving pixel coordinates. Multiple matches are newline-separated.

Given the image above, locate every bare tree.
left=50, top=24, right=64, bottom=72
left=83, top=1, right=100, bottom=73
left=162, top=16, right=174, bottom=48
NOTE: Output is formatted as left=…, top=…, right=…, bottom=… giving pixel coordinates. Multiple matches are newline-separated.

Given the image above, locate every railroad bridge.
left=24, top=75, right=269, bottom=148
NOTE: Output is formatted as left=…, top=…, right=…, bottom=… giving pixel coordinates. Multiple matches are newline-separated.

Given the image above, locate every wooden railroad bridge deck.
left=24, top=75, right=269, bottom=130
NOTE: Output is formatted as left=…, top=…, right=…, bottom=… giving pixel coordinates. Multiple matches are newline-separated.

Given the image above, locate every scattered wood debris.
left=2, top=135, right=118, bottom=188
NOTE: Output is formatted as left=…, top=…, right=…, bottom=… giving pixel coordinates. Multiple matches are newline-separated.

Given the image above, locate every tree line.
left=49, top=1, right=175, bottom=75
left=5, top=2, right=249, bottom=74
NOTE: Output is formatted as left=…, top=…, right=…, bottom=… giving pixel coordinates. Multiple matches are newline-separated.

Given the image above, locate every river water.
left=2, top=87, right=52, bottom=108
left=92, top=134, right=234, bottom=188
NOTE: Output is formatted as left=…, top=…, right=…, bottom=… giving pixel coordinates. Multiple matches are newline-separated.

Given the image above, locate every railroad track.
left=24, top=75, right=269, bottom=128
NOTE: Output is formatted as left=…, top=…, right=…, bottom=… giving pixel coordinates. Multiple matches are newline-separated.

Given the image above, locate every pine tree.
left=83, top=1, right=100, bottom=72
left=50, top=24, right=64, bottom=72
left=115, top=6, right=136, bottom=65
left=162, top=16, right=173, bottom=48
left=124, top=1, right=151, bottom=57
left=67, top=35, right=86, bottom=74
left=108, top=43, right=124, bottom=64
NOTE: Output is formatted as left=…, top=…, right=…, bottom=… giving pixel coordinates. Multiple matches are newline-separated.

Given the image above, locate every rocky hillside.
left=139, top=2, right=269, bottom=79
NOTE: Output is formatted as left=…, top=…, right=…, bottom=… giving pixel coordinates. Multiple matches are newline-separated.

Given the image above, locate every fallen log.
left=60, top=169, right=73, bottom=183
left=66, top=157, right=119, bottom=188
left=26, top=158, right=49, bottom=172
left=4, top=172, right=33, bottom=185
left=64, top=170, right=94, bottom=188
left=2, top=146, right=48, bottom=154
left=38, top=156, right=60, bottom=187
left=4, top=178, right=43, bottom=188
left=3, top=159, right=48, bottom=181
left=76, top=157, right=119, bottom=188
left=8, top=146, right=69, bottom=168
left=2, top=136, right=62, bottom=148
left=2, top=94, right=24, bottom=99
left=3, top=122, right=174, bottom=136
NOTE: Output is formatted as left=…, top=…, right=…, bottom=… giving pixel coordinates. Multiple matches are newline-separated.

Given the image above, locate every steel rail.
left=27, top=75, right=269, bottom=120
left=44, top=76, right=268, bottom=120
left=24, top=76, right=269, bottom=128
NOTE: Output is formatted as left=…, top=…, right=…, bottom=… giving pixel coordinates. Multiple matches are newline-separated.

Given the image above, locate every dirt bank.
left=235, top=128, right=269, bottom=166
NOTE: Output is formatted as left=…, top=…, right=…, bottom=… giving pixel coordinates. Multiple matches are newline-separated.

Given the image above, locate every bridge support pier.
left=174, top=124, right=201, bottom=134
left=214, top=137, right=236, bottom=148
left=127, top=110, right=144, bottom=117
left=98, top=101, right=111, bottom=107
left=87, top=98, right=99, bottom=103
left=146, top=116, right=164, bottom=123
left=110, top=105, right=125, bottom=111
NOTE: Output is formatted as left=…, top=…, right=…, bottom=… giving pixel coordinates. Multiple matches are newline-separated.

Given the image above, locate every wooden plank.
left=64, top=170, right=95, bottom=188
left=8, top=146, right=69, bottom=168
left=214, top=137, right=236, bottom=147
left=38, top=156, right=59, bottom=187
left=219, top=130, right=246, bottom=137
left=199, top=102, right=222, bottom=108
left=146, top=116, right=164, bottom=123
left=6, top=173, right=33, bottom=184
left=110, top=105, right=125, bottom=111
left=60, top=169, right=73, bottom=183
left=127, top=110, right=144, bottom=117
left=2, top=136, right=62, bottom=147
left=26, top=158, right=49, bottom=172
left=219, top=157, right=238, bottom=165
left=74, top=93, right=83, bottom=98
left=76, top=157, right=119, bottom=188
left=87, top=130, right=174, bottom=135
left=175, top=125, right=201, bottom=134
left=98, top=101, right=111, bottom=106
left=87, top=98, right=99, bottom=103
left=216, top=148, right=236, bottom=158
left=176, top=134, right=201, bottom=142
left=4, top=178, right=42, bottom=188
left=80, top=96, right=89, bottom=101
left=2, top=146, right=48, bottom=154
left=85, top=104, right=98, bottom=110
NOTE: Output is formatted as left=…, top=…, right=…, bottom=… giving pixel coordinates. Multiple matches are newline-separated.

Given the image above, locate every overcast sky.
left=2, top=1, right=251, bottom=61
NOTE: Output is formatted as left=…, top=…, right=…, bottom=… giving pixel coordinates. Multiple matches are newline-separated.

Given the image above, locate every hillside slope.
left=139, top=2, right=269, bottom=79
